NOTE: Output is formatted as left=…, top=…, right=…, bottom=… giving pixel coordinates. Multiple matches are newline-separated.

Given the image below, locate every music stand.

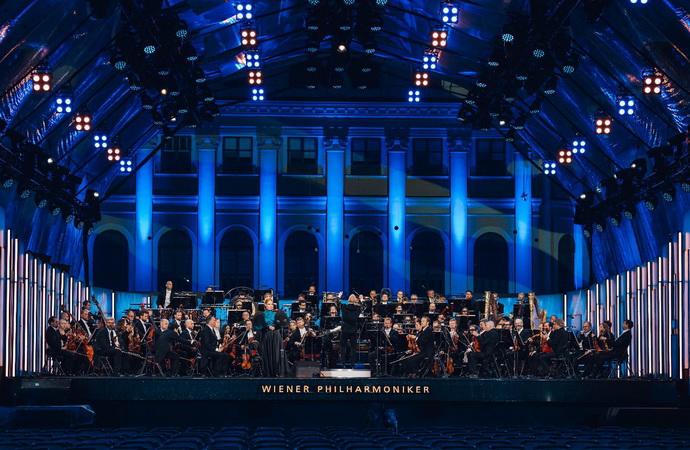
left=393, top=314, right=408, bottom=325
left=227, top=309, right=248, bottom=325
left=204, top=291, right=225, bottom=305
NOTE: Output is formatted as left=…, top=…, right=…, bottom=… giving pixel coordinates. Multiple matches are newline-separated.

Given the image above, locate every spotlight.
left=62, top=210, right=74, bottom=223
left=175, top=20, right=188, bottom=38
left=330, top=72, right=344, bottom=89
left=440, top=1, right=459, bottom=24
left=644, top=195, right=657, bottom=210
left=240, top=27, right=258, bottom=48
left=35, top=193, right=48, bottom=209
left=32, top=67, right=52, bottom=92
left=337, top=43, right=347, bottom=53
left=181, top=42, right=198, bottom=61
left=487, top=47, right=502, bottom=67
left=55, top=91, right=73, bottom=114
left=583, top=224, right=593, bottom=238
left=560, top=53, right=578, bottom=74
left=512, top=115, right=526, bottom=130
left=422, top=50, right=438, bottom=70
left=430, top=27, right=448, bottom=48
left=610, top=213, right=621, bottom=227
left=415, top=70, right=430, bottom=87
left=594, top=113, right=612, bottom=135
left=504, top=129, right=515, bottom=142
left=107, top=146, right=121, bottom=162
left=682, top=178, right=690, bottom=193
left=629, top=0, right=649, bottom=4
left=643, top=70, right=663, bottom=95
left=558, top=148, right=572, bottom=165
left=571, top=138, right=586, bottom=154
left=251, top=87, right=265, bottom=101
left=245, top=49, right=261, bottom=68
left=616, top=94, right=635, bottom=116
left=75, top=218, right=85, bottom=231
left=501, top=23, right=516, bottom=42
left=532, top=47, right=545, bottom=58
left=110, top=50, right=127, bottom=71
left=236, top=1, right=254, bottom=20
left=18, top=182, right=31, bottom=199
left=93, top=133, right=108, bottom=149
left=528, top=99, right=541, bottom=114
left=623, top=205, right=636, bottom=220
left=119, top=158, right=133, bottom=173
left=248, top=70, right=262, bottom=85
left=1, top=173, right=14, bottom=188
left=74, top=109, right=92, bottom=132
left=542, top=160, right=557, bottom=175
left=362, top=39, right=377, bottom=54
left=595, top=220, right=606, bottom=233
left=543, top=75, right=558, bottom=95
left=48, top=202, right=61, bottom=216
left=143, top=42, right=157, bottom=54
left=141, top=93, right=154, bottom=110
left=408, top=89, right=421, bottom=103
left=662, top=185, right=675, bottom=202
left=630, top=158, right=647, bottom=177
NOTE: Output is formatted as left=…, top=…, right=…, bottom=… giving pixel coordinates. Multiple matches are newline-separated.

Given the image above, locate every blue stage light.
left=93, top=133, right=108, bottom=149
left=543, top=160, right=557, bottom=175
left=440, top=1, right=459, bottom=23
left=251, top=88, right=265, bottom=101
left=236, top=2, right=253, bottom=20
left=571, top=138, right=586, bottom=154
left=55, top=93, right=73, bottom=114
left=617, top=94, right=635, bottom=115
left=245, top=49, right=261, bottom=68
left=119, top=158, right=133, bottom=173
left=408, top=89, right=421, bottom=102
left=422, top=50, right=438, bottom=70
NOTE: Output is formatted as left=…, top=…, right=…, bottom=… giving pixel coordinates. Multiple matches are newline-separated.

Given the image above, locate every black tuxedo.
left=157, top=289, right=174, bottom=309
left=134, top=319, right=150, bottom=339
left=538, top=327, right=569, bottom=376
left=94, top=327, right=123, bottom=373
left=468, top=329, right=500, bottom=375
left=46, top=327, right=77, bottom=374
left=586, top=329, right=632, bottom=375
left=402, top=326, right=435, bottom=375
left=197, top=325, right=229, bottom=375
left=339, top=303, right=360, bottom=368
left=154, top=329, right=186, bottom=374
left=73, top=319, right=94, bottom=339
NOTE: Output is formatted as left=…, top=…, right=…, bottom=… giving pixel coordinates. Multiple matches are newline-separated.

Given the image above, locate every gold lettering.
left=423, top=386, right=430, bottom=394
left=304, top=385, right=310, bottom=393
left=373, top=386, right=381, bottom=393
left=393, top=386, right=399, bottom=394
left=317, top=386, right=323, bottom=393
left=278, top=385, right=284, bottom=393
left=355, top=386, right=362, bottom=393
left=346, top=386, right=353, bottom=393
left=261, top=385, right=272, bottom=393
left=383, top=386, right=390, bottom=393
left=286, top=386, right=293, bottom=393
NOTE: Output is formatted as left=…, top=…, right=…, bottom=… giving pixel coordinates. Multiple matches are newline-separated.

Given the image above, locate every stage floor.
left=4, top=376, right=688, bottom=428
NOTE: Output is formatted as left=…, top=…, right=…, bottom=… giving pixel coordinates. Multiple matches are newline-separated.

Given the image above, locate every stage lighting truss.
left=543, top=160, right=557, bottom=175
left=251, top=87, right=265, bottom=101
left=616, top=94, right=635, bottom=116
left=422, top=50, right=438, bottom=71
left=74, top=109, right=92, bottom=132
left=32, top=67, right=52, bottom=92
left=107, top=146, right=121, bottom=163
left=440, top=1, right=459, bottom=24
left=245, top=49, right=261, bottom=69
left=248, top=70, right=262, bottom=85
left=594, top=114, right=613, bottom=135
left=55, top=91, right=73, bottom=114
left=571, top=137, right=586, bottom=154
left=408, top=89, right=421, bottom=103
left=643, top=70, right=663, bottom=95
left=93, top=133, right=108, bottom=149
left=415, top=70, right=430, bottom=87
left=236, top=1, right=254, bottom=21
left=558, top=148, right=573, bottom=165
left=119, top=158, right=133, bottom=173
left=430, top=27, right=448, bottom=48
left=241, top=27, right=258, bottom=48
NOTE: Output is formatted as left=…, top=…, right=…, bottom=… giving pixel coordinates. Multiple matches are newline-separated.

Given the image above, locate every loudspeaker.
left=295, top=361, right=321, bottom=378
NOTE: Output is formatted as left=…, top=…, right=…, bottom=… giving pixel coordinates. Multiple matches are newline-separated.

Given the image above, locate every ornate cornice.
left=217, top=102, right=460, bottom=119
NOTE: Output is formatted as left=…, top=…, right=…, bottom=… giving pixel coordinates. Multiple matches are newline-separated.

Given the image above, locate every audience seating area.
left=0, top=425, right=688, bottom=449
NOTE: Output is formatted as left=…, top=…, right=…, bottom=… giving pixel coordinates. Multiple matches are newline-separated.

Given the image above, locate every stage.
left=5, top=377, right=688, bottom=428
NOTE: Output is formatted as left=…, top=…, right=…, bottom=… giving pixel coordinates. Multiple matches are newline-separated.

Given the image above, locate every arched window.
left=349, top=231, right=383, bottom=293
left=558, top=234, right=576, bottom=293
left=284, top=231, right=318, bottom=298
left=410, top=231, right=445, bottom=296
left=157, top=230, right=192, bottom=291
left=93, top=230, right=129, bottom=291
left=473, top=232, right=509, bottom=293
left=219, top=229, right=254, bottom=291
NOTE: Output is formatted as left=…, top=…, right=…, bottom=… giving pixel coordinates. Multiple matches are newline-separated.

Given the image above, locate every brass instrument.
left=528, top=292, right=536, bottom=328
left=483, top=291, right=491, bottom=319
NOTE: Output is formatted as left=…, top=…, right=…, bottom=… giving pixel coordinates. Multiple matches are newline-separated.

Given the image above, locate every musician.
left=467, top=320, right=500, bottom=377
left=180, top=319, right=196, bottom=345
left=123, top=309, right=136, bottom=326
left=201, top=308, right=214, bottom=320
left=375, top=293, right=391, bottom=316
left=231, top=291, right=252, bottom=307
left=402, top=315, right=434, bottom=376
left=340, top=294, right=361, bottom=369
left=490, top=293, right=506, bottom=320
left=134, top=310, right=151, bottom=339
left=157, top=280, right=174, bottom=309
left=252, top=296, right=289, bottom=377
left=198, top=316, right=230, bottom=376
left=169, top=310, right=184, bottom=329
left=297, top=300, right=309, bottom=314
left=527, top=322, right=551, bottom=375
left=537, top=318, right=569, bottom=377
left=307, top=285, right=317, bottom=296
left=446, top=318, right=463, bottom=362
left=394, top=304, right=403, bottom=316
left=154, top=320, right=186, bottom=376
left=94, top=317, right=124, bottom=375
left=584, top=319, right=633, bottom=378
left=74, top=308, right=94, bottom=339
left=395, top=290, right=406, bottom=302
left=287, top=317, right=314, bottom=364
left=368, top=317, right=400, bottom=375
left=46, top=317, right=76, bottom=375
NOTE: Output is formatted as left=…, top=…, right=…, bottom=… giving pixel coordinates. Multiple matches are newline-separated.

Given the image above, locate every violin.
left=471, top=335, right=482, bottom=353
left=60, top=304, right=94, bottom=364
left=406, top=333, right=420, bottom=353
left=446, top=355, right=454, bottom=375
left=540, top=332, right=553, bottom=354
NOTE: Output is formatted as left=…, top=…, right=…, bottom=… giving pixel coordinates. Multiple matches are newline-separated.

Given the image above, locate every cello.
left=60, top=305, right=94, bottom=365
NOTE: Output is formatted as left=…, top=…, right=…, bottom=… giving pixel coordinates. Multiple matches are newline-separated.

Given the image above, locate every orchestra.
left=45, top=287, right=633, bottom=380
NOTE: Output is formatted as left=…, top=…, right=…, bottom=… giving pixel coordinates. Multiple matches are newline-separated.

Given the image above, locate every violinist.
left=134, top=310, right=151, bottom=340
left=169, top=310, right=184, bottom=329
left=123, top=309, right=136, bottom=326
left=402, top=316, right=434, bottom=376
left=584, top=319, right=633, bottom=378
left=94, top=317, right=124, bottom=375
left=154, top=321, right=186, bottom=376
left=46, top=317, right=76, bottom=375
left=368, top=317, right=402, bottom=376
left=527, top=322, right=551, bottom=375
left=73, top=308, right=94, bottom=339
left=467, top=320, right=500, bottom=377
left=537, top=318, right=569, bottom=377
left=287, top=317, right=315, bottom=364
left=177, top=319, right=198, bottom=373
left=445, top=318, right=463, bottom=372
left=198, top=316, right=230, bottom=376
